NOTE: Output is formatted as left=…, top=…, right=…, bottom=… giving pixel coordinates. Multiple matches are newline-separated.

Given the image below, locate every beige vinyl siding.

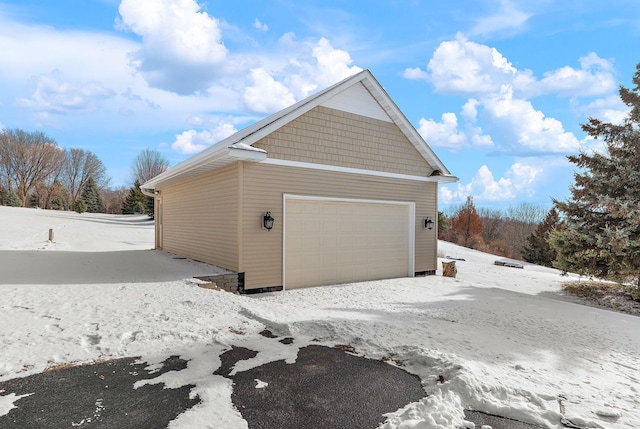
left=160, top=163, right=240, bottom=271
left=252, top=106, right=433, bottom=177
left=240, top=162, right=437, bottom=289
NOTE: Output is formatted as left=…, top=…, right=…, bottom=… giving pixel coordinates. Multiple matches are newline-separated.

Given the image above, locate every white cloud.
left=483, top=85, right=580, bottom=153
left=417, top=100, right=493, bottom=151
left=0, top=16, right=136, bottom=86
left=418, top=113, right=466, bottom=150
left=18, top=72, right=116, bottom=114
left=402, top=67, right=428, bottom=80
left=578, top=94, right=629, bottom=125
left=461, top=99, right=480, bottom=122
left=278, top=37, right=362, bottom=99
left=440, top=163, right=541, bottom=204
left=539, top=53, right=616, bottom=97
left=0, top=7, right=364, bottom=155
left=243, top=37, right=361, bottom=113
left=172, top=129, right=212, bottom=154
left=171, top=121, right=237, bottom=154
left=469, top=0, right=532, bottom=37
left=243, top=68, right=297, bottom=114
left=278, top=32, right=297, bottom=47
left=427, top=34, right=519, bottom=94
left=253, top=19, right=268, bottom=32
left=310, top=38, right=362, bottom=88
left=416, top=37, right=614, bottom=156
left=470, top=132, right=493, bottom=147
left=424, top=37, right=615, bottom=100
left=117, top=0, right=228, bottom=94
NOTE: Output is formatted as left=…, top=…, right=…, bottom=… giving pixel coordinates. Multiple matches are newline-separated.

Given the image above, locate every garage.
left=284, top=196, right=415, bottom=289
left=142, top=70, right=456, bottom=292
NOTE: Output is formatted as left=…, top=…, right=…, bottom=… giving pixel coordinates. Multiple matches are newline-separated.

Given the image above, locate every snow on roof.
left=142, top=70, right=455, bottom=193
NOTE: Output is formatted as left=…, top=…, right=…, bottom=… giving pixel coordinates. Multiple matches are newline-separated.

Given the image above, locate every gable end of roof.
left=142, top=70, right=455, bottom=191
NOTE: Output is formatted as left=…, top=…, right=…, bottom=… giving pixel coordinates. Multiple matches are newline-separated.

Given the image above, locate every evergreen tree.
left=73, top=197, right=88, bottom=213
left=5, top=191, right=21, bottom=207
left=522, top=208, right=560, bottom=267
left=437, top=211, right=448, bottom=238
left=29, top=192, right=40, bottom=208
left=80, top=177, right=104, bottom=213
left=550, top=62, right=640, bottom=285
left=450, top=196, right=484, bottom=248
left=145, top=195, right=155, bottom=218
left=121, top=180, right=147, bottom=214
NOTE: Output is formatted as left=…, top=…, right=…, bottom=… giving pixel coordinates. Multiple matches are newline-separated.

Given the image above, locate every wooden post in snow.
left=48, top=228, right=54, bottom=242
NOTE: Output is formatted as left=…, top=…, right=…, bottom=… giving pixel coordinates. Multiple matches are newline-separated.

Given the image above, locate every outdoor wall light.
left=424, top=216, right=434, bottom=230
left=263, top=211, right=275, bottom=231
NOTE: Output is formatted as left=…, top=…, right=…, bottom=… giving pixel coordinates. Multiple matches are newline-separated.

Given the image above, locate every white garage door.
left=284, top=196, right=414, bottom=289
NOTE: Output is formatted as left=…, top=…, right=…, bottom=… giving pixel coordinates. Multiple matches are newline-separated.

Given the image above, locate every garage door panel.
left=321, top=220, right=338, bottom=234
left=285, top=198, right=413, bottom=289
left=321, top=236, right=338, bottom=249
left=337, top=221, right=354, bottom=234
left=287, top=237, right=305, bottom=252
left=321, top=252, right=337, bottom=266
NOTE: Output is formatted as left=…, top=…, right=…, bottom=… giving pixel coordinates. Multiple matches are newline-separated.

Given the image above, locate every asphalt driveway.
left=0, top=342, right=545, bottom=429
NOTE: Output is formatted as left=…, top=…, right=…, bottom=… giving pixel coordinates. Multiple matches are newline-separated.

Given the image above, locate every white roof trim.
left=142, top=69, right=454, bottom=191
left=141, top=145, right=266, bottom=194
left=262, top=158, right=458, bottom=183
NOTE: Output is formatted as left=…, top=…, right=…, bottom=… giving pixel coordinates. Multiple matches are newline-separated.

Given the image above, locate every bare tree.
left=61, top=148, right=110, bottom=206
left=504, top=202, right=547, bottom=255
left=132, top=148, right=169, bottom=184
left=101, top=186, right=129, bottom=214
left=477, top=207, right=504, bottom=242
left=33, top=178, right=67, bottom=209
left=0, top=129, right=65, bottom=207
left=507, top=202, right=547, bottom=225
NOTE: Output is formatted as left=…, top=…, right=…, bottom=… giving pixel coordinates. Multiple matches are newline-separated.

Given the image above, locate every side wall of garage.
left=159, top=163, right=241, bottom=272
left=240, top=162, right=437, bottom=290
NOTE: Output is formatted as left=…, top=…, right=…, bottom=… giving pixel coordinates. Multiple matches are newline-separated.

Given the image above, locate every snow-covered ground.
left=0, top=206, right=638, bottom=429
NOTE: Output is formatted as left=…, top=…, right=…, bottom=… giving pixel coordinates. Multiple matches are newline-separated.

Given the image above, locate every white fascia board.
left=427, top=175, right=459, bottom=183
left=140, top=187, right=156, bottom=198
left=143, top=146, right=266, bottom=191
left=261, top=158, right=458, bottom=183
left=228, top=146, right=267, bottom=161
left=142, top=144, right=227, bottom=189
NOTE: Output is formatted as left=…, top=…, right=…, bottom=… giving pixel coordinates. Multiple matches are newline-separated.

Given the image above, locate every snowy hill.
left=0, top=206, right=638, bottom=428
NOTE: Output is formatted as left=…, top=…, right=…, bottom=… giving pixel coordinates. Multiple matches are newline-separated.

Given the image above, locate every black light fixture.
left=424, top=216, right=434, bottom=230
left=263, top=211, right=275, bottom=231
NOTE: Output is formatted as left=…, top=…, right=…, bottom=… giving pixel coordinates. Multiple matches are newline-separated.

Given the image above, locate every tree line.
left=439, top=198, right=548, bottom=261
left=442, top=62, right=640, bottom=296
left=0, top=129, right=168, bottom=215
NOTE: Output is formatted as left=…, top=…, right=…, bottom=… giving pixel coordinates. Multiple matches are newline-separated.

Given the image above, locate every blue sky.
left=0, top=0, right=638, bottom=210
